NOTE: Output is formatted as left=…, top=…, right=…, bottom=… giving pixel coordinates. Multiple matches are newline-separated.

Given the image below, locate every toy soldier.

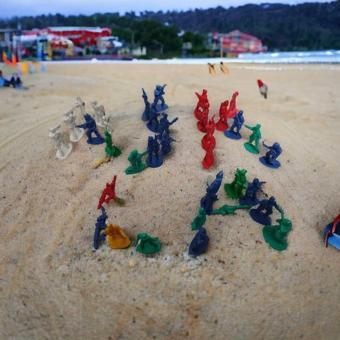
left=91, top=101, right=107, bottom=128
left=244, top=123, right=262, bottom=154
left=64, top=110, right=84, bottom=142
left=48, top=125, right=72, bottom=160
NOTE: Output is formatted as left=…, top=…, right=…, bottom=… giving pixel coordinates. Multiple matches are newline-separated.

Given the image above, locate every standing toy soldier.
left=48, top=125, right=73, bottom=160
left=244, top=123, right=262, bottom=154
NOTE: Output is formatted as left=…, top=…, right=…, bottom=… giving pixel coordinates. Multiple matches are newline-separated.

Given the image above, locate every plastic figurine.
left=158, top=131, right=175, bottom=156
left=228, top=91, right=239, bottom=118
left=91, top=101, right=107, bottom=128
left=220, top=61, right=229, bottom=74
left=64, top=110, right=84, bottom=142
left=194, top=89, right=209, bottom=133
left=224, top=168, right=248, bottom=199
left=224, top=110, right=245, bottom=140
left=244, top=124, right=262, bottom=154
left=76, top=97, right=86, bottom=116
left=216, top=91, right=239, bottom=132
left=125, top=149, right=148, bottom=175
left=211, top=204, right=250, bottom=216
left=239, top=178, right=265, bottom=206
left=141, top=88, right=151, bottom=121
left=76, top=114, right=104, bottom=145
left=201, top=117, right=216, bottom=169
left=104, top=130, right=122, bottom=158
left=48, top=125, right=72, bottom=160
left=262, top=215, right=292, bottom=251
left=194, top=89, right=209, bottom=120
left=93, top=207, right=108, bottom=251
left=188, top=227, right=209, bottom=257
left=215, top=100, right=229, bottom=131
left=249, top=196, right=282, bottom=226
left=97, top=175, right=125, bottom=210
left=153, top=84, right=168, bottom=111
left=146, top=136, right=163, bottom=168
left=257, top=79, right=268, bottom=99
left=208, top=63, right=216, bottom=75
left=191, top=208, right=207, bottom=231
left=200, top=170, right=223, bottom=215
left=158, top=113, right=178, bottom=134
left=259, top=142, right=282, bottom=169
left=146, top=106, right=160, bottom=133
left=104, top=224, right=131, bottom=249
left=323, top=215, right=340, bottom=249
left=135, top=232, right=162, bottom=255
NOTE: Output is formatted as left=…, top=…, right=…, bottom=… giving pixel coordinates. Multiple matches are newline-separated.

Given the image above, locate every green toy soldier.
left=135, top=232, right=162, bottom=255
left=211, top=204, right=250, bottom=216
left=191, top=208, right=206, bottom=230
left=125, top=149, right=148, bottom=175
left=244, top=123, right=262, bottom=154
left=104, top=130, right=122, bottom=158
left=262, top=215, right=292, bottom=251
left=224, top=168, right=248, bottom=199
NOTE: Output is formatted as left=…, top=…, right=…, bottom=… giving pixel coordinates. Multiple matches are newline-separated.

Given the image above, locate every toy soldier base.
left=259, top=156, right=281, bottom=169
left=244, top=142, right=260, bottom=154
left=224, top=130, right=242, bottom=140
left=262, top=217, right=292, bottom=251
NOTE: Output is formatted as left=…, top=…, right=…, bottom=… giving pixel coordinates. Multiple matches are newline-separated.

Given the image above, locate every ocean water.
left=45, top=50, right=340, bottom=64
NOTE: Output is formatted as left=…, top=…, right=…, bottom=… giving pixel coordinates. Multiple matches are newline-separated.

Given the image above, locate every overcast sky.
left=0, top=0, right=333, bottom=18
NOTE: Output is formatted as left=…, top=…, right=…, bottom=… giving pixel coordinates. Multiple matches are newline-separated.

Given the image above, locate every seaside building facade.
left=209, top=30, right=266, bottom=57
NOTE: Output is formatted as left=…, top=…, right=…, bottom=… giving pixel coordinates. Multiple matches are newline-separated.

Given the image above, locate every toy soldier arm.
left=244, top=124, right=253, bottom=130
left=262, top=141, right=271, bottom=149
left=169, top=117, right=178, bottom=125
left=76, top=123, right=87, bottom=129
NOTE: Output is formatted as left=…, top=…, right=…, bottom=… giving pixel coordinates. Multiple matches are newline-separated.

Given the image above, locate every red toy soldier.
left=201, top=117, right=216, bottom=169
left=97, top=175, right=124, bottom=209
left=215, top=100, right=229, bottom=131
left=194, top=89, right=210, bottom=133
left=257, top=79, right=268, bottom=99
left=215, top=91, right=239, bottom=132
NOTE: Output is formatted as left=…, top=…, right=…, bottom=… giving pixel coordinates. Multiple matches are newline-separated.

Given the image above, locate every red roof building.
left=211, top=30, right=265, bottom=54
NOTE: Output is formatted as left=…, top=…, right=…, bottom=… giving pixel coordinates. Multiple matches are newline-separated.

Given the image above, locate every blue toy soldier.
left=146, top=105, right=160, bottom=133
left=259, top=142, right=283, bottom=169
left=157, top=131, right=175, bottom=156
left=153, top=84, right=168, bottom=112
left=77, top=113, right=104, bottom=145
left=249, top=196, right=282, bottom=226
left=141, top=88, right=151, bottom=121
left=93, top=207, right=108, bottom=250
left=224, top=110, right=245, bottom=140
left=158, top=113, right=178, bottom=134
left=200, top=171, right=224, bottom=215
left=189, top=227, right=209, bottom=257
left=146, top=135, right=164, bottom=168
left=239, top=178, right=265, bottom=206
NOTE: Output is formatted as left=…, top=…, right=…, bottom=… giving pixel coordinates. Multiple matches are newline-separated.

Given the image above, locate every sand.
left=0, top=62, right=339, bottom=339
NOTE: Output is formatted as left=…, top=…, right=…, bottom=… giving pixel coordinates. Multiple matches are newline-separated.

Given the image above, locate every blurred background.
left=0, top=0, right=339, bottom=62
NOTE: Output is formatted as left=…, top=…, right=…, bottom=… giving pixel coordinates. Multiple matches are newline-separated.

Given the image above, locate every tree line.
left=0, top=1, right=339, bottom=57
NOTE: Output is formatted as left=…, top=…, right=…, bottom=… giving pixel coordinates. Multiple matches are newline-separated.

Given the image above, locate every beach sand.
left=0, top=63, right=339, bottom=339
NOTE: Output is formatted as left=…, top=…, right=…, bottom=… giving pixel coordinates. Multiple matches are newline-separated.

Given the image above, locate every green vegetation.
left=1, top=1, right=339, bottom=56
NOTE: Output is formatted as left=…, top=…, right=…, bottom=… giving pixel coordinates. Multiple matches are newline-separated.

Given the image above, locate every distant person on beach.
left=208, top=63, right=216, bottom=75
left=220, top=61, right=229, bottom=74
left=0, top=70, right=22, bottom=88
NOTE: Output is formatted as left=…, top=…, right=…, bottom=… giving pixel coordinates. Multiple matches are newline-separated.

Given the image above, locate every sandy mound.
left=0, top=63, right=339, bottom=339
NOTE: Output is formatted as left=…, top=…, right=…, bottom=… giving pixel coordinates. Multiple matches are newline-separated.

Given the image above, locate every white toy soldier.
left=91, top=101, right=107, bottom=128
left=76, top=97, right=86, bottom=116
left=64, top=110, right=84, bottom=142
left=49, top=125, right=72, bottom=160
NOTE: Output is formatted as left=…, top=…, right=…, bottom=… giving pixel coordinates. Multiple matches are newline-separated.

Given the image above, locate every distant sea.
left=47, top=50, right=340, bottom=64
